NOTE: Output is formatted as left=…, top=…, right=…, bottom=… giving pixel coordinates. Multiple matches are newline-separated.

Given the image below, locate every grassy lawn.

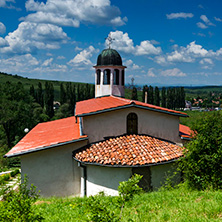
left=34, top=185, right=222, bottom=221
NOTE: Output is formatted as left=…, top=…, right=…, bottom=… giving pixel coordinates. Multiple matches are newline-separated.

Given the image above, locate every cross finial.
left=105, top=33, right=115, bottom=49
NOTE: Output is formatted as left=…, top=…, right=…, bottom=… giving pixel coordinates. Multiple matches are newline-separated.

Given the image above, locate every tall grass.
left=34, top=184, right=222, bottom=221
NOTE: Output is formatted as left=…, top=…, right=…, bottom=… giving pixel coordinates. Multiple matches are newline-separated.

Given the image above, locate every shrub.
left=10, top=168, right=20, bottom=177
left=180, top=112, right=222, bottom=190
left=0, top=176, right=43, bottom=222
left=118, top=174, right=143, bottom=202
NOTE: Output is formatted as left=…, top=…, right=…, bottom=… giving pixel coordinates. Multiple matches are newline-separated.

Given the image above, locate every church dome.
left=97, top=48, right=122, bottom=66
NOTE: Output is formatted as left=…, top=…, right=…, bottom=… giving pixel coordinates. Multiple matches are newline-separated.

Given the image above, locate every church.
left=5, top=46, right=191, bottom=197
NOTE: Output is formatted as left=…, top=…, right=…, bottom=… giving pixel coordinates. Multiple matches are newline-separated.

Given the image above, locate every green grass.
left=34, top=185, right=222, bottom=221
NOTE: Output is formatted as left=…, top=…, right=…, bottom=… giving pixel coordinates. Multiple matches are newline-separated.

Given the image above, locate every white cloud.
left=0, top=22, right=6, bottom=34
left=161, top=68, right=186, bottom=77
left=147, top=68, right=156, bottom=77
left=0, top=54, right=39, bottom=73
left=155, top=55, right=167, bottom=65
left=125, top=59, right=140, bottom=70
left=107, top=31, right=162, bottom=56
left=135, top=40, right=162, bottom=56
left=23, top=0, right=127, bottom=27
left=0, top=37, right=8, bottom=47
left=42, top=58, right=53, bottom=66
left=106, top=31, right=134, bottom=54
left=57, top=55, right=65, bottom=60
left=75, top=46, right=83, bottom=51
left=215, top=17, right=222, bottom=22
left=166, top=12, right=193, bottom=19
left=200, top=15, right=215, bottom=26
left=197, top=22, right=208, bottom=29
left=199, top=58, right=213, bottom=65
left=68, top=46, right=96, bottom=68
left=0, top=22, right=68, bottom=55
left=166, top=41, right=208, bottom=63
left=0, top=0, right=17, bottom=9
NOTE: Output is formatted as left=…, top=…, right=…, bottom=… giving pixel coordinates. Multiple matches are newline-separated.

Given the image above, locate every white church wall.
left=20, top=140, right=87, bottom=197
left=83, top=107, right=180, bottom=144
left=150, top=162, right=180, bottom=190
left=86, top=165, right=132, bottom=196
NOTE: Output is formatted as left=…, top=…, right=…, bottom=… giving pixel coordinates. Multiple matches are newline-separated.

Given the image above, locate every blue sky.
left=1, top=0, right=222, bottom=86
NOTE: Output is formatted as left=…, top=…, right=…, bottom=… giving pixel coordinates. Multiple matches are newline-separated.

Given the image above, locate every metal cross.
left=105, top=33, right=115, bottom=49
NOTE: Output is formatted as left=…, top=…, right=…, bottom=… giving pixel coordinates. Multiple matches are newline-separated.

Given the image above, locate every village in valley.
left=1, top=0, right=222, bottom=221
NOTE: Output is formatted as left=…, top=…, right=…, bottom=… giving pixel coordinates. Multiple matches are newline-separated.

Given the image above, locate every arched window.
left=103, top=69, right=110, bottom=85
left=96, top=69, right=101, bottom=85
left=121, top=70, right=125, bottom=86
left=127, top=113, right=138, bottom=134
left=113, top=69, right=119, bottom=85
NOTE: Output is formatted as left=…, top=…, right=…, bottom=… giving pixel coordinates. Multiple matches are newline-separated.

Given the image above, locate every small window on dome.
left=113, top=69, right=119, bottom=85
left=121, top=70, right=125, bottom=86
left=96, top=69, right=101, bottom=85
left=103, top=69, right=110, bottom=85
left=127, top=113, right=138, bottom=134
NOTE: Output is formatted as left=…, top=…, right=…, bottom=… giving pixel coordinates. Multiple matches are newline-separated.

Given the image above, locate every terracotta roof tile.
left=75, top=95, right=188, bottom=117
left=179, top=124, right=193, bottom=138
left=74, top=135, right=184, bottom=166
left=5, top=117, right=88, bottom=157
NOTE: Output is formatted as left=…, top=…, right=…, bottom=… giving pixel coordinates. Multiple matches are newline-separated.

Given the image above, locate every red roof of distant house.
left=5, top=117, right=88, bottom=157
left=179, top=124, right=193, bottom=139
left=74, top=134, right=183, bottom=167
left=75, top=95, right=188, bottom=117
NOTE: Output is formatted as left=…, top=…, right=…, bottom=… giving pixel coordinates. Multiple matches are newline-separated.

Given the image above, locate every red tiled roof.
left=179, top=124, right=193, bottom=138
left=5, top=117, right=88, bottom=157
left=74, top=134, right=183, bottom=166
left=75, top=95, right=188, bottom=117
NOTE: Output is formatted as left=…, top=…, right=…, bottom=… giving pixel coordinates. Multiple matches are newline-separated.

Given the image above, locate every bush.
left=10, top=168, right=20, bottom=177
left=180, top=112, right=222, bottom=190
left=0, top=176, right=43, bottom=221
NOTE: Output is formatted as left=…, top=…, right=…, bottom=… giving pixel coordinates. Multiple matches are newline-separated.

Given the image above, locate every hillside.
left=0, top=72, right=90, bottom=101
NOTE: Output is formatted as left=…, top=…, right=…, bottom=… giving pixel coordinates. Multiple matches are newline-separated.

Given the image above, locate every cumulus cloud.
left=147, top=68, right=156, bottom=77
left=0, top=22, right=6, bottom=34
left=197, top=22, right=208, bottom=29
left=161, top=68, right=186, bottom=77
left=42, top=58, right=53, bottom=66
left=107, top=31, right=162, bottom=56
left=23, top=0, right=127, bottom=27
left=166, top=12, right=193, bottom=19
left=0, top=22, right=68, bottom=55
left=0, top=54, right=39, bottom=73
left=57, top=55, right=65, bottom=60
left=200, top=15, right=215, bottom=26
left=215, top=17, right=222, bottom=22
left=125, top=59, right=140, bottom=70
left=68, top=46, right=97, bottom=68
left=197, top=15, right=215, bottom=29
left=166, top=41, right=208, bottom=63
left=135, top=40, right=161, bottom=56
left=0, top=37, right=8, bottom=47
left=199, top=58, right=213, bottom=65
left=0, top=0, right=18, bottom=9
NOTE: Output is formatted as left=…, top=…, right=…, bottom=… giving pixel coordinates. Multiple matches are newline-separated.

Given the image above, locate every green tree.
left=0, top=82, right=34, bottom=147
left=154, top=86, right=160, bottom=106
left=142, top=85, right=148, bottom=103
left=161, top=87, right=166, bottom=108
left=60, top=83, right=66, bottom=105
left=148, top=85, right=154, bottom=104
left=181, top=112, right=222, bottom=190
left=36, top=82, right=44, bottom=108
left=44, top=82, right=54, bottom=118
left=131, top=87, right=138, bottom=100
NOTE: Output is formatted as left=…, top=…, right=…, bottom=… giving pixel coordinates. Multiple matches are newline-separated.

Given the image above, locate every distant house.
left=5, top=48, right=191, bottom=197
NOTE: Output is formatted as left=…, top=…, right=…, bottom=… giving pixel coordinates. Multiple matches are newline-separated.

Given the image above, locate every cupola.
left=94, top=47, right=126, bottom=98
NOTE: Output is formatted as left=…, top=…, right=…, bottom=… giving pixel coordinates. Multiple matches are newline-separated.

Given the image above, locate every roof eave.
left=4, top=137, right=88, bottom=158
left=73, top=156, right=182, bottom=168
left=76, top=104, right=188, bottom=118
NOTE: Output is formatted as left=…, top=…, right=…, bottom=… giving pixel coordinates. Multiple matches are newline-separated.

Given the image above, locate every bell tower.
left=93, top=35, right=126, bottom=98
